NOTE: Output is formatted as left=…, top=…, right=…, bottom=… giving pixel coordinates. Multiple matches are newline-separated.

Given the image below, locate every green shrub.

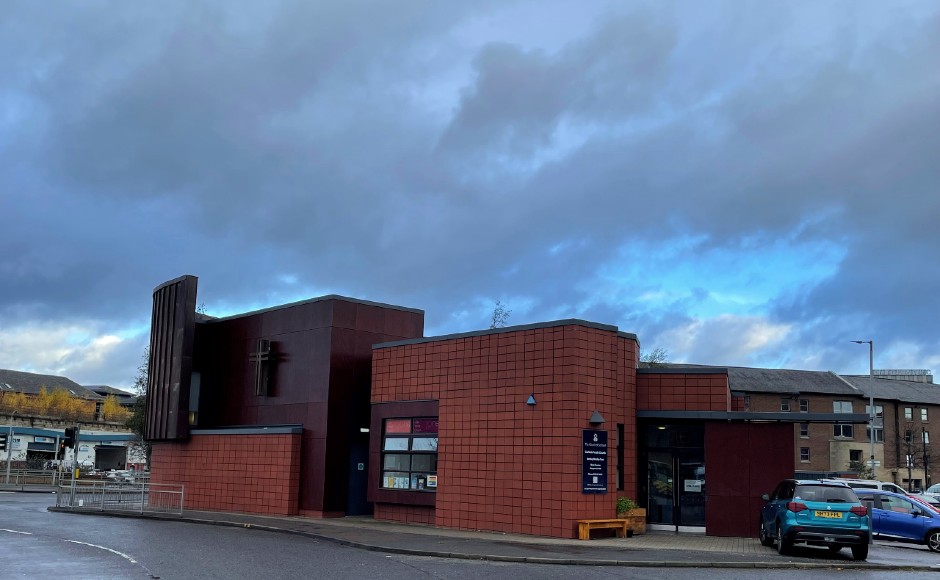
left=616, top=497, right=639, bottom=514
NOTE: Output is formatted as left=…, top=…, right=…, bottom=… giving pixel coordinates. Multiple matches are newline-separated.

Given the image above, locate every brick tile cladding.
left=150, top=433, right=301, bottom=515
left=636, top=373, right=730, bottom=412
left=372, top=322, right=638, bottom=539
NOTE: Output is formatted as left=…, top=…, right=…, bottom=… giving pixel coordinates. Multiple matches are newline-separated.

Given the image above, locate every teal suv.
left=760, top=479, right=871, bottom=560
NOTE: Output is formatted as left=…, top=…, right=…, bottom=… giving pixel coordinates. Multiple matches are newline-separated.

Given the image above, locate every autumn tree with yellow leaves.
left=0, top=387, right=96, bottom=421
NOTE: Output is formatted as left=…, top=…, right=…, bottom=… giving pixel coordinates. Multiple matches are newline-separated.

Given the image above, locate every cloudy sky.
left=2, top=0, right=938, bottom=389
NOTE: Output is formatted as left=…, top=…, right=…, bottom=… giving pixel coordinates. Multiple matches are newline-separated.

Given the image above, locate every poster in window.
left=413, top=418, right=439, bottom=434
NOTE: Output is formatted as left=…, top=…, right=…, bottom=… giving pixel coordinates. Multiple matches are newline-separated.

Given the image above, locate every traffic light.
left=58, top=440, right=65, bottom=460
left=0, top=433, right=7, bottom=453
left=63, top=427, right=75, bottom=449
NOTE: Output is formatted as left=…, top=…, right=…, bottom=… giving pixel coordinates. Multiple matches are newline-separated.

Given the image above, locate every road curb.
left=46, top=507, right=936, bottom=571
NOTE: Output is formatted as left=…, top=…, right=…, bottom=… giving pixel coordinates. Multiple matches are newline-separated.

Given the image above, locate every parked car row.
left=761, top=479, right=940, bottom=561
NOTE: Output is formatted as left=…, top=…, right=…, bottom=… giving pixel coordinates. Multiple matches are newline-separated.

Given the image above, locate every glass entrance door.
left=642, top=424, right=706, bottom=528
left=677, top=450, right=705, bottom=526
left=647, top=451, right=675, bottom=525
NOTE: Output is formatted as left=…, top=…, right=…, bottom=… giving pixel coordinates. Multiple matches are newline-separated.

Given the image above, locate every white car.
left=925, top=483, right=940, bottom=497
left=823, top=479, right=910, bottom=496
left=106, top=470, right=135, bottom=483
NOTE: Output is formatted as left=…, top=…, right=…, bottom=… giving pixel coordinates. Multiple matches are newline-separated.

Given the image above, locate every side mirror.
left=761, top=494, right=770, bottom=501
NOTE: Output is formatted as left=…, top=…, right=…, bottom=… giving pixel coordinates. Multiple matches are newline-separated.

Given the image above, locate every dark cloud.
left=1, top=1, right=938, bottom=386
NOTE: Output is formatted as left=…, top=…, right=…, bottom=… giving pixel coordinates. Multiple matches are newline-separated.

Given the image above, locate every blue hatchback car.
left=855, top=489, right=940, bottom=551
left=760, top=479, right=871, bottom=560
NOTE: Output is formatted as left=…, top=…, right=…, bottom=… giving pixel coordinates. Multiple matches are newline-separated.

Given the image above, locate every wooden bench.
left=577, top=518, right=629, bottom=540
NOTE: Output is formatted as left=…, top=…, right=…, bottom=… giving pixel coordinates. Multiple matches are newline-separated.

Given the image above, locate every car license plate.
left=815, top=511, right=842, bottom=519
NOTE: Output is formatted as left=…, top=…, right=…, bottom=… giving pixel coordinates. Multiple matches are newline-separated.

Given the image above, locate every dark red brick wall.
left=636, top=372, right=730, bottom=411
left=374, top=504, right=435, bottom=525
left=372, top=323, right=639, bottom=538
left=150, top=433, right=301, bottom=515
left=192, top=298, right=423, bottom=513
left=705, top=422, right=793, bottom=536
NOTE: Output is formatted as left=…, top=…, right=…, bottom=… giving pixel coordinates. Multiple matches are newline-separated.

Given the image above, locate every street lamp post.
left=852, top=340, right=875, bottom=478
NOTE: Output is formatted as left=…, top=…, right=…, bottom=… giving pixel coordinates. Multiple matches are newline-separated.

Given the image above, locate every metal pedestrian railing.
left=55, top=481, right=184, bottom=515
left=0, top=469, right=61, bottom=490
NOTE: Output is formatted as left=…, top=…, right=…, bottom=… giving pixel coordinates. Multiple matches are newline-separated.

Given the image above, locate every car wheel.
left=851, top=543, right=869, bottom=560
left=926, top=530, right=940, bottom=552
left=776, top=523, right=790, bottom=555
left=759, top=520, right=773, bottom=547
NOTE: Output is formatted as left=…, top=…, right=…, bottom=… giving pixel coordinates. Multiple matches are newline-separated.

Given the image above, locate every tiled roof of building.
left=0, top=369, right=104, bottom=400
left=653, top=363, right=862, bottom=396
left=727, top=367, right=862, bottom=396
left=84, top=385, right=135, bottom=398
left=842, top=375, right=940, bottom=405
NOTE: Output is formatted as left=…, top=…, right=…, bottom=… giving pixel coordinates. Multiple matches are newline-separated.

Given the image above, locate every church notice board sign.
left=582, top=429, right=608, bottom=494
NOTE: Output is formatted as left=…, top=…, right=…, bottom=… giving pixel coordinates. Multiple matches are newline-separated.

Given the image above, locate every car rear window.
left=794, top=485, right=858, bottom=503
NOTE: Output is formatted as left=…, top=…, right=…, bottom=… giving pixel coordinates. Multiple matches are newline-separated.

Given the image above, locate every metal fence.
left=0, top=469, right=61, bottom=489
left=54, top=481, right=184, bottom=515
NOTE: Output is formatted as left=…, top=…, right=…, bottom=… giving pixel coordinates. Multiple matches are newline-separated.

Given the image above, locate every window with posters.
left=381, top=417, right=438, bottom=492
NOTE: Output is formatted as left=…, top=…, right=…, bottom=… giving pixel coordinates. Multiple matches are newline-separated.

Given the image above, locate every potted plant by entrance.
left=616, top=497, right=647, bottom=535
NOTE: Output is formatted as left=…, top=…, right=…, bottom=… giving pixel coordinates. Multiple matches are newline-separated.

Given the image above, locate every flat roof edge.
left=191, top=424, right=304, bottom=436
left=637, top=411, right=871, bottom=423
left=373, top=319, right=629, bottom=349
left=638, top=367, right=729, bottom=375
left=205, top=294, right=424, bottom=323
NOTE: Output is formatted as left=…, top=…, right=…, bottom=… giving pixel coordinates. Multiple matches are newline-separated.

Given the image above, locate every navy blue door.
left=346, top=438, right=372, bottom=516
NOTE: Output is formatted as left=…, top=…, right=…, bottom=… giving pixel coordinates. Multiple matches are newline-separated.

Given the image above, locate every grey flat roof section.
left=374, top=319, right=638, bottom=349
left=637, top=410, right=872, bottom=424
left=191, top=424, right=303, bottom=436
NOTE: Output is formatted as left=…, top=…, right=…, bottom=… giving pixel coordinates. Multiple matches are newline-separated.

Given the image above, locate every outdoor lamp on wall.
left=589, top=410, right=605, bottom=425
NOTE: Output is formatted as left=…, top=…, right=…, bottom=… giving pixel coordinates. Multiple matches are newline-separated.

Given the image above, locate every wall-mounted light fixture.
left=360, top=427, right=370, bottom=433
left=589, top=410, right=605, bottom=425
left=526, top=394, right=537, bottom=406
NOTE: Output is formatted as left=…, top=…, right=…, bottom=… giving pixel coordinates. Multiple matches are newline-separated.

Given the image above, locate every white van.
left=823, top=479, right=909, bottom=495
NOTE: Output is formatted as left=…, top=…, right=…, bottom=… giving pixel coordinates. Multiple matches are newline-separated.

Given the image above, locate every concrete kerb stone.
left=45, top=507, right=933, bottom=571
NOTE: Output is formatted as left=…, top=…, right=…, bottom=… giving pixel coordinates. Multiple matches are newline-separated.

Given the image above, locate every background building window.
left=924, top=431, right=930, bottom=444
left=833, top=401, right=852, bottom=413
left=922, top=409, right=929, bottom=422
left=781, top=398, right=790, bottom=412
left=833, top=424, right=854, bottom=438
left=905, top=430, right=913, bottom=444
left=800, top=447, right=810, bottom=462
left=744, top=395, right=750, bottom=411
left=850, top=449, right=862, bottom=462
left=905, top=407, right=913, bottom=421
left=865, top=404, right=883, bottom=418
left=866, top=426, right=885, bottom=443
left=800, top=399, right=809, bottom=412
left=381, top=417, right=438, bottom=492
left=799, top=423, right=809, bottom=437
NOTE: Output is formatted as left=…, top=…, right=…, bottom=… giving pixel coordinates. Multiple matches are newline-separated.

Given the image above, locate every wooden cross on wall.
left=249, top=338, right=272, bottom=396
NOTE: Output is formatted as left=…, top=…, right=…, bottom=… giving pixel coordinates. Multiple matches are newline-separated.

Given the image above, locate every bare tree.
left=126, top=346, right=152, bottom=469
left=900, top=422, right=935, bottom=491
left=640, top=347, right=669, bottom=368
left=489, top=300, right=511, bottom=329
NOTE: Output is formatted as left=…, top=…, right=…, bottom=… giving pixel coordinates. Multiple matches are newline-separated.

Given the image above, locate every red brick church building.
left=145, top=275, right=867, bottom=538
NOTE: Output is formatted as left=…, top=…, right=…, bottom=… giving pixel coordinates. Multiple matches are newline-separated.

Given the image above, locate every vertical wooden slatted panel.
left=145, top=275, right=197, bottom=440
